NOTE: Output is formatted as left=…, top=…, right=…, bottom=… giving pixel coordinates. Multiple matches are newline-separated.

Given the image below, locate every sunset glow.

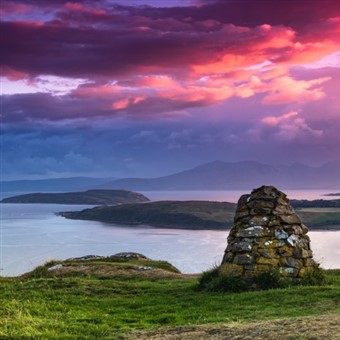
left=1, top=0, right=340, bottom=179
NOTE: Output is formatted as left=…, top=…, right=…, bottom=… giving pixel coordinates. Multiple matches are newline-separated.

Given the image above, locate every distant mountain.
left=2, top=160, right=339, bottom=193
left=1, top=189, right=149, bottom=205
left=0, top=177, right=114, bottom=193
left=101, top=160, right=340, bottom=190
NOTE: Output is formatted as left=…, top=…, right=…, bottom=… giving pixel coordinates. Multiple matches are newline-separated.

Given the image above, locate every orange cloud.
left=111, top=96, right=146, bottom=110
left=191, top=25, right=296, bottom=75
left=142, top=75, right=179, bottom=88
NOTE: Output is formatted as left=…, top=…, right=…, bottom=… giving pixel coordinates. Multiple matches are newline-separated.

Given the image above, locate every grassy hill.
left=0, top=255, right=339, bottom=339
left=61, top=200, right=340, bottom=230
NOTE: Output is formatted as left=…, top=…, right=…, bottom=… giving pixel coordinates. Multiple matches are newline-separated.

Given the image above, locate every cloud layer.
left=1, top=0, right=340, bottom=178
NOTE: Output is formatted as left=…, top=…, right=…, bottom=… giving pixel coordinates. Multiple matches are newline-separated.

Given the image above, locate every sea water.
left=0, top=190, right=339, bottom=276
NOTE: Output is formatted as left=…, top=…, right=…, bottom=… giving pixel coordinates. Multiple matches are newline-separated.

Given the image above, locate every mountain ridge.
left=0, top=177, right=114, bottom=193
left=102, top=160, right=340, bottom=190
left=1, top=160, right=339, bottom=192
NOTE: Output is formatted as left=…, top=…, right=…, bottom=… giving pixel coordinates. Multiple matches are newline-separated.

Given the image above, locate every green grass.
left=1, top=263, right=339, bottom=339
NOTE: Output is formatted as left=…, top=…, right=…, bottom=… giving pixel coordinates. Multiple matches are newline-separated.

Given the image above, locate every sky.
left=1, top=0, right=340, bottom=180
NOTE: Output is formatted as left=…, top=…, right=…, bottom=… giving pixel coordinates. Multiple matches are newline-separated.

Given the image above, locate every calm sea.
left=1, top=190, right=339, bottom=276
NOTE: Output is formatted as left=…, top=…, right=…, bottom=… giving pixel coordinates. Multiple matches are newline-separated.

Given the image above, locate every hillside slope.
left=1, top=255, right=339, bottom=339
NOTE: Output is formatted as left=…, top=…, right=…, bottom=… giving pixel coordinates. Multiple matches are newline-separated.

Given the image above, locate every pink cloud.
left=258, top=111, right=324, bottom=142
left=262, top=76, right=331, bottom=105
left=111, top=98, right=130, bottom=110
left=141, top=75, right=179, bottom=88
left=111, top=96, right=146, bottom=110
left=1, top=66, right=29, bottom=81
left=73, top=84, right=124, bottom=98
left=64, top=2, right=107, bottom=16
left=275, top=118, right=323, bottom=141
left=71, top=76, right=236, bottom=114
left=0, top=1, right=32, bottom=16
left=262, top=111, right=299, bottom=126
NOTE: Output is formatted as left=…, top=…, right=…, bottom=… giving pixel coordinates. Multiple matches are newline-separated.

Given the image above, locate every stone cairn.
left=221, top=185, right=316, bottom=279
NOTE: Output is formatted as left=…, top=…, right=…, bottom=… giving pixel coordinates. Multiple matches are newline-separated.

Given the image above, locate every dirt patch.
left=127, top=314, right=340, bottom=339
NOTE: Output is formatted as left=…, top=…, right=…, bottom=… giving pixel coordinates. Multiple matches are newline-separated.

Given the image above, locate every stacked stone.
left=221, top=185, right=316, bottom=279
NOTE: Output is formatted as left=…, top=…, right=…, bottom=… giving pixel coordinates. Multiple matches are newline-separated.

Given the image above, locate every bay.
left=0, top=190, right=339, bottom=276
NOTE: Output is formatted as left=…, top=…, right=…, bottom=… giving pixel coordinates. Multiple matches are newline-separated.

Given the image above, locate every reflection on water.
left=1, top=193, right=340, bottom=276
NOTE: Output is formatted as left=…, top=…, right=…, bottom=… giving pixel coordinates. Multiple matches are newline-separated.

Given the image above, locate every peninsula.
left=0, top=189, right=150, bottom=205
left=60, top=199, right=340, bottom=230
left=60, top=200, right=236, bottom=229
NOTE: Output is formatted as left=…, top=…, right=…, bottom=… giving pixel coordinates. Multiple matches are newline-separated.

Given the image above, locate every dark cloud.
left=113, top=0, right=340, bottom=28
left=2, top=0, right=340, bottom=79
left=1, top=93, right=108, bottom=122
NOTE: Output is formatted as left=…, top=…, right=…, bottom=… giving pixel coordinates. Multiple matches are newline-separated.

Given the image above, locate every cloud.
left=1, top=66, right=29, bottom=80
left=254, top=111, right=324, bottom=142
left=262, top=76, right=331, bottom=105
left=2, top=2, right=339, bottom=79
left=262, top=111, right=299, bottom=126
left=2, top=75, right=89, bottom=96
left=274, top=117, right=323, bottom=141
left=2, top=0, right=340, bottom=179
left=2, top=1, right=338, bottom=116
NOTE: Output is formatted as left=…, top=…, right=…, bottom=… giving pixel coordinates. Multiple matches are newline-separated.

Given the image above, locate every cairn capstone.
left=221, top=185, right=316, bottom=279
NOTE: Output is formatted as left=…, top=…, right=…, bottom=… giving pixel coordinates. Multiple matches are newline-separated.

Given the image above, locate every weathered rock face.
left=221, top=185, right=316, bottom=279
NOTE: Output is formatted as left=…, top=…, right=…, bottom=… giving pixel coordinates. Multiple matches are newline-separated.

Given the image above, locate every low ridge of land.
left=61, top=199, right=340, bottom=230
left=61, top=200, right=236, bottom=229
left=290, top=199, right=340, bottom=207
left=0, top=189, right=150, bottom=205
left=324, top=192, right=340, bottom=196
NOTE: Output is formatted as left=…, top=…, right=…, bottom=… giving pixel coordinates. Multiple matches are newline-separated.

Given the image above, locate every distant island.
left=324, top=193, right=340, bottom=196
left=60, top=199, right=340, bottom=230
left=0, top=189, right=150, bottom=205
